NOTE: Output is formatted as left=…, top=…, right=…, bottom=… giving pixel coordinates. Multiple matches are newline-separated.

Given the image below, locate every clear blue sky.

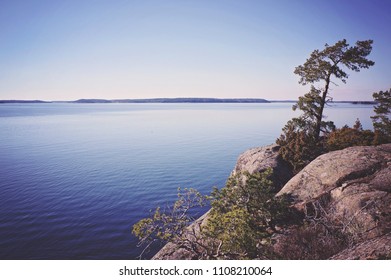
left=1, top=0, right=390, bottom=101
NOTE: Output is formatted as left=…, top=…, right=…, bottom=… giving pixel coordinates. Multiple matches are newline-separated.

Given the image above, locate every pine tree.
left=372, top=88, right=391, bottom=144
left=294, top=39, right=374, bottom=140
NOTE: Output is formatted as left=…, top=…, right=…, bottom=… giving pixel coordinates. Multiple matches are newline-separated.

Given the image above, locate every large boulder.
left=276, top=143, right=391, bottom=259
left=278, top=144, right=391, bottom=203
left=232, top=144, right=293, bottom=191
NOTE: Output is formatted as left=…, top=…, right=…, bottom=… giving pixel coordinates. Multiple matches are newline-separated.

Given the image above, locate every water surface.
left=0, top=103, right=374, bottom=259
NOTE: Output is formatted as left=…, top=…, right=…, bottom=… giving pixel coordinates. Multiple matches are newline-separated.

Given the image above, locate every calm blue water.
left=0, top=103, right=374, bottom=259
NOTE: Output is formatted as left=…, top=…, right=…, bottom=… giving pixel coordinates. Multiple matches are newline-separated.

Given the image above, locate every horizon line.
left=0, top=97, right=376, bottom=104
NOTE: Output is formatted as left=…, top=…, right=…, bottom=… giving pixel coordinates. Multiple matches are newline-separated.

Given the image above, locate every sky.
left=0, top=0, right=390, bottom=101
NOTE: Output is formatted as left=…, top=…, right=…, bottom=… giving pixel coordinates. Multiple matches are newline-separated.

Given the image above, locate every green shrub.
left=326, top=119, right=374, bottom=151
left=276, top=118, right=325, bottom=173
left=203, top=169, right=296, bottom=259
left=132, top=169, right=298, bottom=259
left=132, top=188, right=208, bottom=258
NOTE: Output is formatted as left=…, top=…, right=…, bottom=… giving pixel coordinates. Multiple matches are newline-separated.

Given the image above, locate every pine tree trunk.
left=315, top=73, right=331, bottom=140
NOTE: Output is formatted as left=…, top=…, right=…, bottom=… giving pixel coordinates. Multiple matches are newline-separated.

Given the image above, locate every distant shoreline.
left=0, top=98, right=376, bottom=105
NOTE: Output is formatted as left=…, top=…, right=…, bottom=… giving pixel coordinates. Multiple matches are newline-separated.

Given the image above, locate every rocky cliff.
left=153, top=143, right=391, bottom=259
left=276, top=144, right=391, bottom=259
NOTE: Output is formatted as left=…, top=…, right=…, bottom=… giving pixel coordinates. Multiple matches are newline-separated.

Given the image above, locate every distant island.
left=0, top=98, right=269, bottom=104
left=0, top=98, right=377, bottom=104
left=0, top=100, right=50, bottom=104
left=72, top=98, right=270, bottom=103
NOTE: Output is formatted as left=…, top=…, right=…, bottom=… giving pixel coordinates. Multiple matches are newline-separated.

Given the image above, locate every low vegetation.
left=278, top=87, right=390, bottom=173
left=202, top=170, right=298, bottom=259
left=277, top=196, right=369, bottom=259
left=133, top=169, right=298, bottom=259
left=326, top=119, right=374, bottom=151
left=132, top=187, right=207, bottom=258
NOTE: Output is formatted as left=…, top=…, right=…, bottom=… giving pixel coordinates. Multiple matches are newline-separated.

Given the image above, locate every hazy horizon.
left=1, top=0, right=390, bottom=101
left=0, top=97, right=378, bottom=102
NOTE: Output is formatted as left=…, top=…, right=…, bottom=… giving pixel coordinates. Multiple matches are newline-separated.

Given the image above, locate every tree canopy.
left=294, top=39, right=374, bottom=140
left=277, top=39, right=375, bottom=172
left=372, top=88, right=391, bottom=144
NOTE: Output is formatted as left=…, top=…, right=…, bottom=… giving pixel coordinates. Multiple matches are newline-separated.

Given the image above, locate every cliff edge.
left=276, top=144, right=391, bottom=259
left=153, top=143, right=391, bottom=259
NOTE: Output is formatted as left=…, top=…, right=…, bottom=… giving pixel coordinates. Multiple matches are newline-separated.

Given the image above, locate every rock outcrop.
left=276, top=144, right=391, bottom=259
left=330, top=232, right=391, bottom=259
left=153, top=143, right=391, bottom=259
left=232, top=144, right=293, bottom=191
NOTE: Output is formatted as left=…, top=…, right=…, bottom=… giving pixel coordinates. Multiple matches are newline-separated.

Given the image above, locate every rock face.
left=277, top=144, right=391, bottom=259
left=330, top=232, right=391, bottom=260
left=232, top=144, right=293, bottom=191
left=277, top=144, right=391, bottom=204
left=153, top=143, right=391, bottom=259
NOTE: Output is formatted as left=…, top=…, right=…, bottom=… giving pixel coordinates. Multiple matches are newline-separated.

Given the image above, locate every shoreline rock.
left=275, top=143, right=391, bottom=259
left=232, top=144, right=293, bottom=191
left=153, top=143, right=391, bottom=260
left=153, top=143, right=288, bottom=259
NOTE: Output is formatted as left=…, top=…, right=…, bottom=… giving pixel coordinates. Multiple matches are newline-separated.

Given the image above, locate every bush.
left=326, top=119, right=374, bottom=151
left=276, top=118, right=326, bottom=173
left=132, top=188, right=208, bottom=258
left=203, top=169, right=297, bottom=259
left=277, top=223, right=348, bottom=260
left=278, top=118, right=377, bottom=173
left=132, top=169, right=298, bottom=259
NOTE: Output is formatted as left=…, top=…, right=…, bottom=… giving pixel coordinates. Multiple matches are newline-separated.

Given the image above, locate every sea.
left=0, top=102, right=374, bottom=259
